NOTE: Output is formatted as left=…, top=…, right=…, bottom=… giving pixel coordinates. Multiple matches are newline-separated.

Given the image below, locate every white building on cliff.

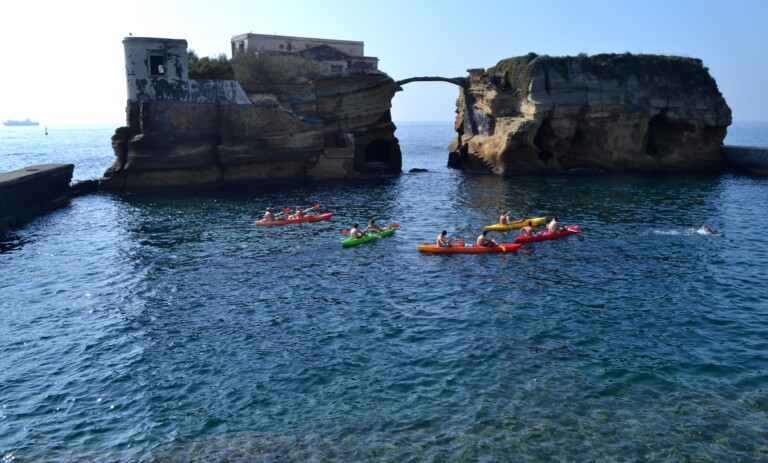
left=230, top=33, right=378, bottom=73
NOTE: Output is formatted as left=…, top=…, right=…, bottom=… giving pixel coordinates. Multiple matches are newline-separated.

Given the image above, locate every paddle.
left=302, top=204, right=321, bottom=214
left=274, top=208, right=291, bottom=217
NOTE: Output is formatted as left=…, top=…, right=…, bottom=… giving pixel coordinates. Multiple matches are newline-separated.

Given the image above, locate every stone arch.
left=396, top=76, right=467, bottom=87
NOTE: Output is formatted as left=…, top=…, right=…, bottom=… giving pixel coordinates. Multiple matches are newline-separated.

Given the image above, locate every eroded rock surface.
left=103, top=74, right=401, bottom=190
left=449, top=53, right=732, bottom=174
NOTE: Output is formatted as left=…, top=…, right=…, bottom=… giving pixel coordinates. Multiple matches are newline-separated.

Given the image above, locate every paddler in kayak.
left=547, top=216, right=565, bottom=234
left=499, top=210, right=512, bottom=225
left=289, top=205, right=307, bottom=220
left=520, top=221, right=537, bottom=238
left=262, top=207, right=277, bottom=222
left=364, top=219, right=383, bottom=233
left=437, top=230, right=453, bottom=247
left=349, top=223, right=367, bottom=239
left=476, top=230, right=499, bottom=247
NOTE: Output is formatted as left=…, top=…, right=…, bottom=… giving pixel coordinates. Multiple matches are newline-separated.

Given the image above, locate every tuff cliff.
left=448, top=53, right=732, bottom=173
left=103, top=73, right=401, bottom=190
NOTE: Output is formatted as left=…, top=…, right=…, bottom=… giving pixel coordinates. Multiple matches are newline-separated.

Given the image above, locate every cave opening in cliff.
left=646, top=114, right=694, bottom=159
left=533, top=118, right=555, bottom=165
left=364, top=140, right=391, bottom=164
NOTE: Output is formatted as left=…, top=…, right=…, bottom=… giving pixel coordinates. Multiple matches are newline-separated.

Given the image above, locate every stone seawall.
left=0, top=164, right=74, bottom=232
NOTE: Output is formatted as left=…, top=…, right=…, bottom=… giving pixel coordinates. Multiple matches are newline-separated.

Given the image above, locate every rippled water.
left=1, top=122, right=768, bottom=461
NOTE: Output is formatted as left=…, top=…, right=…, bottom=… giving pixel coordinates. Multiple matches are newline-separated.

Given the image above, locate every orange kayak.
left=255, top=212, right=334, bottom=226
left=418, top=243, right=522, bottom=253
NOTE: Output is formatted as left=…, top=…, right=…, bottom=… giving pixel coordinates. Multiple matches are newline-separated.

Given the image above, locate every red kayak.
left=255, top=212, right=334, bottom=226
left=418, top=243, right=522, bottom=253
left=515, top=226, right=580, bottom=243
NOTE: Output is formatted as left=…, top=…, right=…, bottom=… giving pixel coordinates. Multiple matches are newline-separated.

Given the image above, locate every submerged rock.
left=449, top=53, right=732, bottom=174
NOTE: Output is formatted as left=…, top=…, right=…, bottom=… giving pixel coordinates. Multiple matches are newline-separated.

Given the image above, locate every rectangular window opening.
left=149, top=55, right=166, bottom=76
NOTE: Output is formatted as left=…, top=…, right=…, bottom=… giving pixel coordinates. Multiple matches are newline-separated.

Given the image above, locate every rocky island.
left=448, top=53, right=732, bottom=174
left=102, top=35, right=401, bottom=190
left=100, top=36, right=741, bottom=191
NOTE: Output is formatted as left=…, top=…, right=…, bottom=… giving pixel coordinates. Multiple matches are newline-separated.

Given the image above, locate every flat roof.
left=123, top=37, right=188, bottom=44
left=231, top=32, right=363, bottom=46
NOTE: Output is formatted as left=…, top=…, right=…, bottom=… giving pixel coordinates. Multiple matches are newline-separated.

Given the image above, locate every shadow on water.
left=0, top=231, right=30, bottom=253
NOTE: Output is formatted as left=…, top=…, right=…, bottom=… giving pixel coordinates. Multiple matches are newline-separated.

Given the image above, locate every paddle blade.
left=313, top=204, right=320, bottom=209
left=283, top=208, right=291, bottom=214
left=390, top=224, right=400, bottom=228
left=341, top=229, right=350, bottom=234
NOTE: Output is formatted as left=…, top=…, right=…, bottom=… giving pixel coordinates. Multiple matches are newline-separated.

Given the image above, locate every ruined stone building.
left=102, top=36, right=400, bottom=190
left=231, top=33, right=378, bottom=74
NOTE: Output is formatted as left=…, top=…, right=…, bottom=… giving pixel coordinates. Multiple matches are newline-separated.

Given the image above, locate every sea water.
left=1, top=122, right=767, bottom=461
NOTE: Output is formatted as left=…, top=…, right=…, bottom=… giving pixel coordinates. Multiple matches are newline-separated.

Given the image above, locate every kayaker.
left=289, top=205, right=307, bottom=220
left=476, top=230, right=498, bottom=247
left=262, top=207, right=276, bottom=222
left=365, top=219, right=383, bottom=233
left=349, top=224, right=367, bottom=239
left=437, top=230, right=452, bottom=247
left=499, top=211, right=511, bottom=225
left=548, top=216, right=565, bottom=234
left=520, top=221, right=536, bottom=237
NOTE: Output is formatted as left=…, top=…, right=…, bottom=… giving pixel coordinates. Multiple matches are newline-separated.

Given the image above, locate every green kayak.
left=341, top=226, right=397, bottom=247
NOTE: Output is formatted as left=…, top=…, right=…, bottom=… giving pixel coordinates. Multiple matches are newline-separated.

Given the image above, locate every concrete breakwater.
left=721, top=145, right=768, bottom=174
left=0, top=164, right=73, bottom=232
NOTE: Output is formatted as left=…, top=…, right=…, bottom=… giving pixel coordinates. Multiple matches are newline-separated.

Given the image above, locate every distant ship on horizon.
left=3, top=118, right=40, bottom=126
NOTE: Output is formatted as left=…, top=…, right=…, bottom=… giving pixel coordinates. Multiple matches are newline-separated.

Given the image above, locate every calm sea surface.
left=1, top=122, right=767, bottom=461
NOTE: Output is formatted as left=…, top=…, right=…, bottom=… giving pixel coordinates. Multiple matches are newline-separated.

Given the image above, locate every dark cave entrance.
left=645, top=113, right=693, bottom=159
left=533, top=118, right=555, bottom=165
left=364, top=140, right=392, bottom=165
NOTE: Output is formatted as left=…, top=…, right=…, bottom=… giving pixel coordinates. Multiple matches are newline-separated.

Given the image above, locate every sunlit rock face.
left=448, top=53, right=732, bottom=174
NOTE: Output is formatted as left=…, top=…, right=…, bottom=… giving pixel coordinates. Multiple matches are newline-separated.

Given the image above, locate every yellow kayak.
left=483, top=217, right=546, bottom=231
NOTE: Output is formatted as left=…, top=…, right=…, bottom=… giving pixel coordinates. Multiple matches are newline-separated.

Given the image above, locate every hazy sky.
left=2, top=0, right=766, bottom=124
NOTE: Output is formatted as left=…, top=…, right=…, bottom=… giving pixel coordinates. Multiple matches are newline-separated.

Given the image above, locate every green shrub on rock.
left=187, top=50, right=234, bottom=80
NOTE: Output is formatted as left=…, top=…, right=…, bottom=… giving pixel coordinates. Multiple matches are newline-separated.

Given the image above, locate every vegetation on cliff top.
left=232, top=51, right=328, bottom=84
left=187, top=50, right=234, bottom=80
left=188, top=50, right=387, bottom=88
left=485, top=52, right=720, bottom=96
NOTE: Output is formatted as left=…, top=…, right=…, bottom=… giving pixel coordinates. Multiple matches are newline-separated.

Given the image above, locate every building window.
left=331, top=65, right=344, bottom=73
left=149, top=55, right=166, bottom=76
